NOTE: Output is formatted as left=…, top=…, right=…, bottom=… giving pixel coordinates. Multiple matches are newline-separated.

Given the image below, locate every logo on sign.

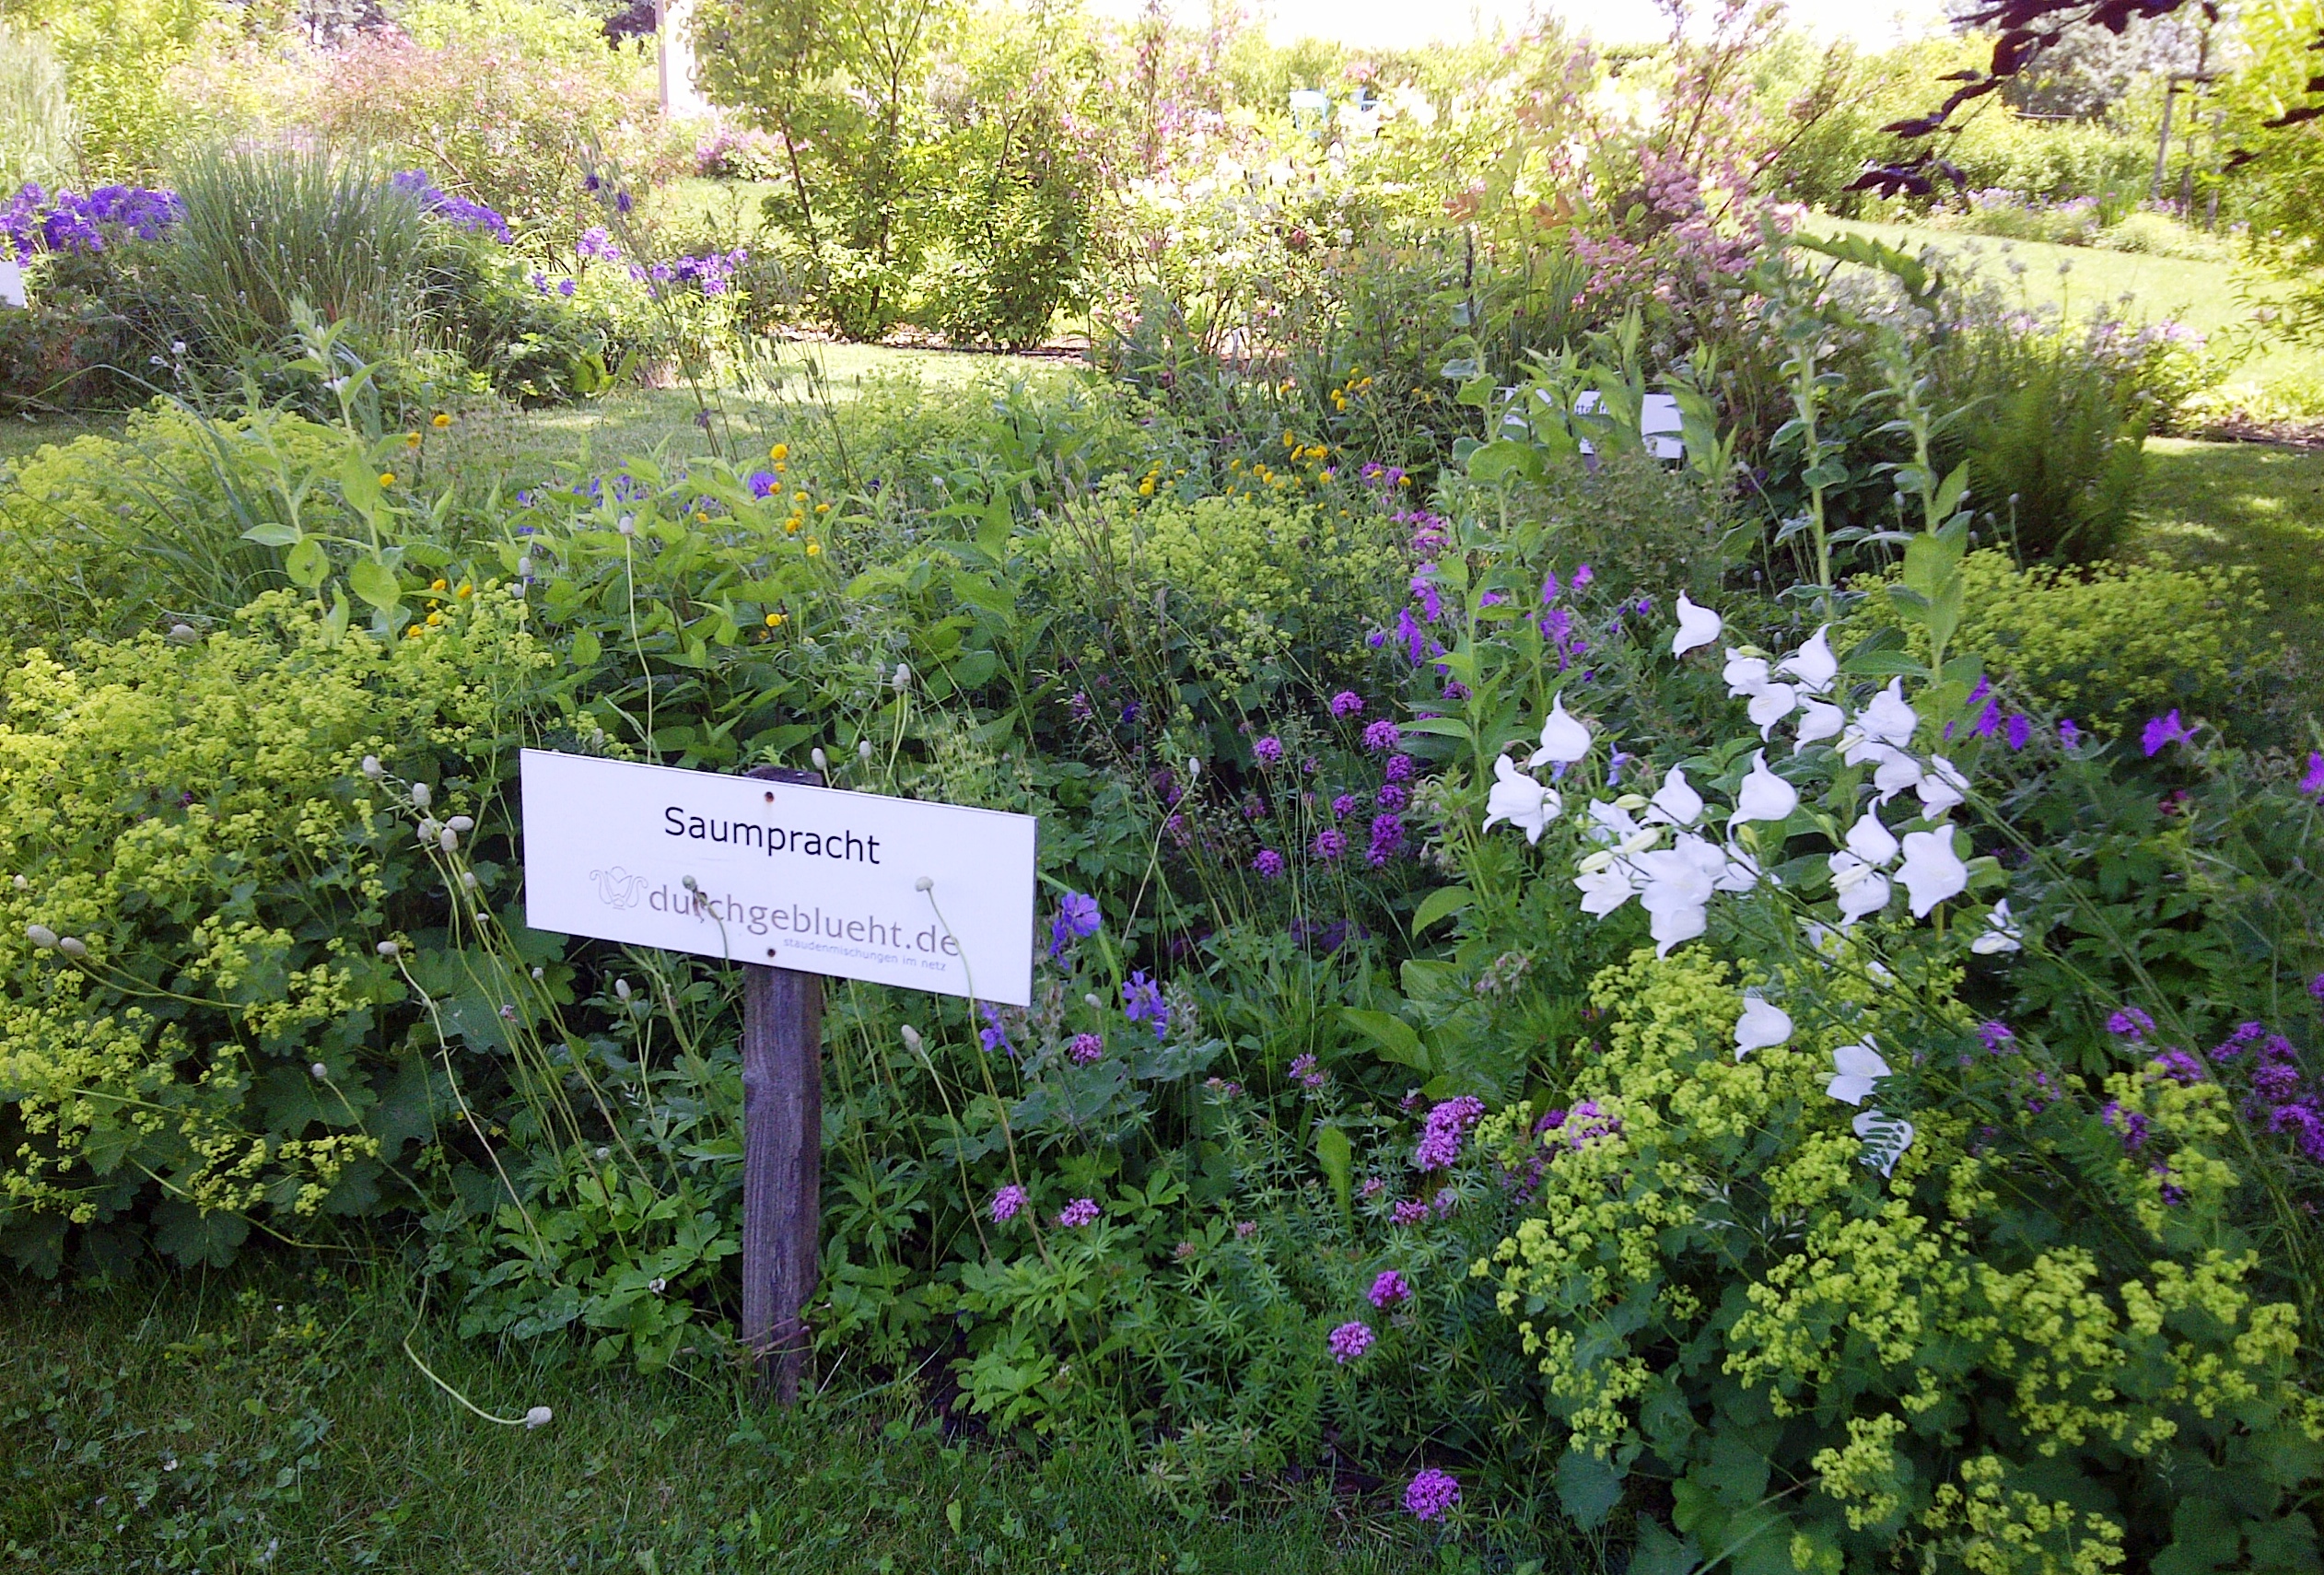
left=590, top=866, right=648, bottom=909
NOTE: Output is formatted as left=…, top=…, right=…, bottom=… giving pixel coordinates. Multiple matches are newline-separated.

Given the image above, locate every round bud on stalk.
left=613, top=978, right=631, bottom=1001
left=811, top=747, right=828, bottom=773
left=361, top=756, right=383, bottom=778
left=858, top=740, right=873, bottom=762
left=56, top=937, right=87, bottom=958
left=24, top=924, right=57, bottom=949
left=12, top=874, right=27, bottom=889
left=523, top=1406, right=553, bottom=1429
left=891, top=663, right=911, bottom=692
left=914, top=876, right=933, bottom=892
left=438, top=827, right=459, bottom=854
left=617, top=515, right=635, bottom=535
left=899, top=1025, right=923, bottom=1054
left=377, top=939, right=401, bottom=958
left=410, top=782, right=431, bottom=810
left=461, top=871, right=478, bottom=890
left=1085, top=993, right=1104, bottom=1009
left=309, top=1063, right=328, bottom=1080
left=168, top=624, right=198, bottom=643
left=447, top=815, right=474, bottom=833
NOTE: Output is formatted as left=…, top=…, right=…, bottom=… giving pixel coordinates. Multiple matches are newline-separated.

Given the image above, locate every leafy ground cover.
left=0, top=1263, right=1508, bottom=1574
left=2131, top=438, right=2324, bottom=669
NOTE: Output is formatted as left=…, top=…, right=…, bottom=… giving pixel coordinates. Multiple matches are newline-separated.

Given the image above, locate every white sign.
left=520, top=749, right=1038, bottom=1006
left=0, top=261, right=24, bottom=310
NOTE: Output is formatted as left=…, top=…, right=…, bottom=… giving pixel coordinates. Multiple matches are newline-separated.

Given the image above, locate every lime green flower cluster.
left=0, top=589, right=545, bottom=1269
left=1472, top=951, right=2313, bottom=1575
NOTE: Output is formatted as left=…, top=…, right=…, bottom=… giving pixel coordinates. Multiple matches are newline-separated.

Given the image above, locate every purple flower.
left=2059, top=718, right=2081, bottom=748
left=1376, top=784, right=1409, bottom=814
left=1330, top=793, right=1359, bottom=820
left=1968, top=677, right=1991, bottom=706
left=2302, top=752, right=2324, bottom=798
left=1068, top=1032, right=1104, bottom=1065
left=747, top=470, right=778, bottom=498
left=1415, top=1096, right=1486, bottom=1170
left=1329, top=691, right=1364, bottom=719
left=1389, top=1198, right=1429, bottom=1226
left=1394, top=606, right=1428, bottom=663
left=1289, top=1052, right=1325, bottom=1089
left=979, top=1004, right=1014, bottom=1056
left=1560, top=1100, right=1622, bottom=1149
left=1253, top=735, right=1285, bottom=766
left=2108, top=1007, right=2155, bottom=1039
left=1366, top=813, right=1406, bottom=868
left=1327, top=1321, right=1374, bottom=1363
left=1410, top=570, right=1443, bottom=623
left=2271, top=1102, right=2324, bottom=1162
left=2102, top=1100, right=2151, bottom=1150
left=1057, top=1197, right=1100, bottom=1228
left=1252, top=848, right=1287, bottom=879
left=2211, top=1021, right=2267, bottom=1061
left=2005, top=714, right=2032, bottom=751
left=1368, top=1270, right=1410, bottom=1308
left=557, top=279, right=576, bottom=298
left=1362, top=719, right=1400, bottom=752
left=2153, top=1050, right=2205, bottom=1086
left=1122, top=972, right=1169, bottom=1039
left=1405, top=1469, right=1461, bottom=1521
left=2142, top=710, right=2195, bottom=756
left=990, top=1184, right=1026, bottom=1223
left=1313, top=828, right=1347, bottom=860
left=1572, top=564, right=1594, bottom=589
left=1049, top=892, right=1101, bottom=957
left=2311, top=974, right=2324, bottom=1004
left=1540, top=569, right=1561, bottom=604
left=1974, top=698, right=2003, bottom=739
left=1384, top=753, right=1414, bottom=783
left=1978, top=1021, right=2015, bottom=1054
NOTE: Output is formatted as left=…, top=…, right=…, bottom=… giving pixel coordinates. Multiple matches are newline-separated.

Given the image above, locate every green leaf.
left=1338, top=1009, right=1429, bottom=1072
left=151, top=1199, right=251, bottom=1269
left=569, top=628, right=602, bottom=667
left=346, top=556, right=402, bottom=612
left=1411, top=885, right=1474, bottom=933
left=1557, top=1449, right=1625, bottom=1529
left=1314, top=1124, right=1351, bottom=1219
left=1627, top=1516, right=1700, bottom=1575
left=241, top=522, right=300, bottom=547
left=284, top=536, right=328, bottom=589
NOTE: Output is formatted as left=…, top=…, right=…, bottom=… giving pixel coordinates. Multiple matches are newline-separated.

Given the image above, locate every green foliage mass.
left=0, top=19, right=75, bottom=193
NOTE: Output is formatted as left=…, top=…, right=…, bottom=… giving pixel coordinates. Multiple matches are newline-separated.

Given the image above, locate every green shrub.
left=0, top=589, right=547, bottom=1275
left=0, top=21, right=76, bottom=192
left=6, top=0, right=225, bottom=179
left=1845, top=549, right=2278, bottom=734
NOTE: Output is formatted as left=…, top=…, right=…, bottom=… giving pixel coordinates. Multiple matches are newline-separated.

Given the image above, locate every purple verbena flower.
left=2152, top=1050, right=2205, bottom=1086
left=1068, top=1032, right=1104, bottom=1066
left=1327, top=1320, right=1374, bottom=1363
left=1368, top=1270, right=1410, bottom=1308
left=1362, top=719, right=1400, bottom=752
left=1329, top=691, right=1364, bottom=719
left=2302, top=752, right=2324, bottom=798
left=2059, top=718, right=2081, bottom=748
left=1389, top=1198, right=1429, bottom=1226
left=1405, top=1469, right=1461, bottom=1521
left=1314, top=828, right=1347, bottom=860
left=1056, top=1197, right=1100, bottom=1228
left=1253, top=734, right=1285, bottom=766
left=1376, top=783, right=1409, bottom=813
left=1366, top=813, right=1406, bottom=868
left=1978, top=1021, right=2015, bottom=1054
left=1384, top=753, right=1414, bottom=783
left=990, top=1184, right=1026, bottom=1223
left=1330, top=793, right=1359, bottom=820
left=1414, top=1096, right=1486, bottom=1170
left=2108, top=1007, right=2155, bottom=1039
left=1252, top=848, right=1287, bottom=879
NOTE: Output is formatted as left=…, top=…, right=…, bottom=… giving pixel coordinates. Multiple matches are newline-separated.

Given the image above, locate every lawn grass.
left=2130, top=438, right=2324, bottom=669
left=1814, top=217, right=2323, bottom=393
left=0, top=1262, right=1524, bottom=1574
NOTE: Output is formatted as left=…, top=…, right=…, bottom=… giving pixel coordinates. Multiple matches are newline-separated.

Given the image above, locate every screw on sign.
left=517, top=749, right=1037, bottom=1400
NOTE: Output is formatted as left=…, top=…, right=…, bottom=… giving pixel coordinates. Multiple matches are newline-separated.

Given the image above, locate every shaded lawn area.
left=2130, top=438, right=2324, bottom=681
left=0, top=1265, right=1511, bottom=1575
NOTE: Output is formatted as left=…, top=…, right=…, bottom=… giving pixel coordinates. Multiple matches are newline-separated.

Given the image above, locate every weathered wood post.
left=740, top=765, right=823, bottom=1402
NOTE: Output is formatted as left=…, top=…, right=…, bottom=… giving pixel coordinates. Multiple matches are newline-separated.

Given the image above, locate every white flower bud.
left=811, top=747, right=828, bottom=773
left=361, top=756, right=383, bottom=778
left=410, top=783, right=431, bottom=810
left=858, top=739, right=873, bottom=762
left=899, top=1025, right=923, bottom=1054
left=617, top=514, right=635, bottom=535
left=56, top=937, right=86, bottom=959
left=648, top=1278, right=667, bottom=1293
left=24, top=924, right=57, bottom=949
left=891, top=662, right=910, bottom=691
left=523, top=1406, right=553, bottom=1429
left=913, top=876, right=933, bottom=892
left=594, top=1146, right=610, bottom=1161
left=613, top=977, right=631, bottom=1000
left=418, top=820, right=441, bottom=842
left=438, top=827, right=459, bottom=854
left=531, top=966, right=545, bottom=980
left=461, top=871, right=479, bottom=889
left=1084, top=993, right=1104, bottom=1009
left=516, top=556, right=531, bottom=578
left=1186, top=757, right=1201, bottom=781
left=168, top=624, right=197, bottom=643
left=309, top=1062, right=328, bottom=1079
left=377, top=939, right=401, bottom=958
left=447, top=815, right=474, bottom=833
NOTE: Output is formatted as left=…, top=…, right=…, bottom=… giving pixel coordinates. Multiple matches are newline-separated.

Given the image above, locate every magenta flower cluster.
left=1068, top=1032, right=1104, bottom=1065
left=1056, top=1197, right=1100, bottom=1228
left=1367, top=1270, right=1409, bottom=1308
left=1404, top=1468, right=1461, bottom=1521
left=989, top=1184, right=1026, bottom=1223
left=1413, top=1096, right=1485, bottom=1170
left=1326, top=1320, right=1374, bottom=1363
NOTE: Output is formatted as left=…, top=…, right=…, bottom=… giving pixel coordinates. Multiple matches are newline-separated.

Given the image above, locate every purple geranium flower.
left=1122, top=972, right=1169, bottom=1039
left=1049, top=891, right=1101, bottom=957
left=2142, top=710, right=2195, bottom=756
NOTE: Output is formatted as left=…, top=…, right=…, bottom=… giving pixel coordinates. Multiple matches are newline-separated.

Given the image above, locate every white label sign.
left=520, top=749, right=1038, bottom=1006
left=0, top=261, right=24, bottom=310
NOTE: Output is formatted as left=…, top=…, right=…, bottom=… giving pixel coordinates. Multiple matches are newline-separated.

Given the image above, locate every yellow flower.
left=764, top=612, right=786, bottom=628
left=793, top=490, right=808, bottom=504
left=784, top=519, right=800, bottom=535
left=805, top=541, right=822, bottom=556
left=405, top=624, right=423, bottom=638
left=431, top=412, right=452, bottom=428
left=774, top=461, right=786, bottom=474
left=769, top=443, right=788, bottom=461
left=430, top=578, right=449, bottom=592
left=455, top=582, right=473, bottom=599
left=378, top=472, right=396, bottom=487
left=814, top=501, right=830, bottom=513
left=1138, top=479, right=1155, bottom=496
left=404, top=433, right=422, bottom=449
left=426, top=611, right=444, bottom=626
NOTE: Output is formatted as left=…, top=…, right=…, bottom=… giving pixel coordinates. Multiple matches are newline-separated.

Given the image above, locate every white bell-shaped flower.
left=1829, top=857, right=1892, bottom=924
left=1731, top=751, right=1797, bottom=825
left=1528, top=693, right=1594, bottom=768
left=1747, top=682, right=1799, bottom=736
left=1734, top=994, right=1793, bottom=1059
left=1826, top=1040, right=1891, bottom=1104
left=1970, top=898, right=2024, bottom=955
left=1898, top=824, right=1969, bottom=917
left=1793, top=699, right=1845, bottom=750
left=1483, top=755, right=1562, bottom=845
left=1916, top=755, right=1968, bottom=816
left=1574, top=862, right=1639, bottom=916
left=1843, top=812, right=1899, bottom=868
left=1714, top=839, right=1763, bottom=893
left=1723, top=650, right=1771, bottom=697
left=1637, top=834, right=1723, bottom=954
left=1776, top=625, right=1838, bottom=695
left=1858, top=680, right=1919, bottom=748
left=1672, top=593, right=1723, bottom=657
left=1647, top=767, right=1704, bottom=829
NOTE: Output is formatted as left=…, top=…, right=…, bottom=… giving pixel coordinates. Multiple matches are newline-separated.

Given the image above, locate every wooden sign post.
left=739, top=765, right=822, bottom=1400
left=516, top=749, right=1037, bottom=1404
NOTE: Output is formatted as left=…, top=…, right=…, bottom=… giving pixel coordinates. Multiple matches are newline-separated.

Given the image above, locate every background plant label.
left=520, top=749, right=1037, bottom=1006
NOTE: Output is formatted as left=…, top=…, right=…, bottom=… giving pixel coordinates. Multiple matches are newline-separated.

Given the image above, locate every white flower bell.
left=1898, top=825, right=1969, bottom=916
left=1528, top=693, right=1594, bottom=768
left=1746, top=683, right=1799, bottom=736
left=1776, top=626, right=1838, bottom=695
left=1857, top=680, right=1919, bottom=749
left=1723, top=650, right=1771, bottom=697
left=1970, top=899, right=2024, bottom=955
left=1826, top=1040, right=1891, bottom=1105
left=1734, top=995, right=1793, bottom=1059
left=1573, top=863, right=1638, bottom=916
left=1730, top=752, right=1796, bottom=825
left=1647, top=767, right=1704, bottom=829
left=1793, top=700, right=1845, bottom=750
left=1917, top=756, right=1969, bottom=816
left=1672, top=594, right=1723, bottom=657
left=1483, top=755, right=1563, bottom=845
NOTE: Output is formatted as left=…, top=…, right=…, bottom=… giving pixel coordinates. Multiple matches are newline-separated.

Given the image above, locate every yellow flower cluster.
left=1921, top=1455, right=2126, bottom=1575
left=1327, top=369, right=1372, bottom=413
